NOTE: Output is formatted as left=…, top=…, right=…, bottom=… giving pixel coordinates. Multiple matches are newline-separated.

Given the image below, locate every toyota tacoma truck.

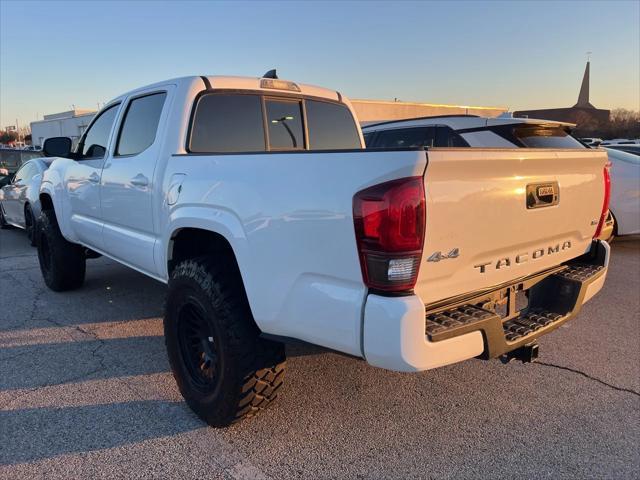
left=36, top=73, right=611, bottom=427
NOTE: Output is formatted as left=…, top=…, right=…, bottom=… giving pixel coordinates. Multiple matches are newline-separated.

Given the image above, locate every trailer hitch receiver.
left=500, top=342, right=539, bottom=364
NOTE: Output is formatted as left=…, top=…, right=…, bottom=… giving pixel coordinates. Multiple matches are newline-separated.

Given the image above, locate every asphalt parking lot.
left=0, top=227, right=638, bottom=479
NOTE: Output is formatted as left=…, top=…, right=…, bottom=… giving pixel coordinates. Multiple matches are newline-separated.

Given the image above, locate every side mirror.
left=43, top=137, right=73, bottom=158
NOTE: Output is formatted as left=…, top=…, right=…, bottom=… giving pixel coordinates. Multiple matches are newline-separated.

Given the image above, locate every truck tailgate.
left=415, top=148, right=608, bottom=305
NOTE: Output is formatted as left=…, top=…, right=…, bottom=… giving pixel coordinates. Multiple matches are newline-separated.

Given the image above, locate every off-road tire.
left=25, top=204, right=36, bottom=246
left=37, top=209, right=86, bottom=291
left=164, top=256, right=286, bottom=427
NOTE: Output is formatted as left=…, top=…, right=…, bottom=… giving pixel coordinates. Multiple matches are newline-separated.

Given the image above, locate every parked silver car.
left=0, top=158, right=52, bottom=245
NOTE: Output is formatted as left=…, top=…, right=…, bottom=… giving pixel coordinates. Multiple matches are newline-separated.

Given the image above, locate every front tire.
left=25, top=204, right=36, bottom=246
left=37, top=209, right=86, bottom=291
left=164, top=257, right=286, bottom=427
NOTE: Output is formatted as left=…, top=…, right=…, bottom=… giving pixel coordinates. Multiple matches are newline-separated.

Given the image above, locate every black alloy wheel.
left=176, top=298, right=222, bottom=393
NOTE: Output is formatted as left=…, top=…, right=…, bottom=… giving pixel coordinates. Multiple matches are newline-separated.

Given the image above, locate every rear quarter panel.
left=162, top=149, right=427, bottom=356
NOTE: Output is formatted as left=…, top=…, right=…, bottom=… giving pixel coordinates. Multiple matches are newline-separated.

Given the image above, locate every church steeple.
left=574, top=61, right=594, bottom=108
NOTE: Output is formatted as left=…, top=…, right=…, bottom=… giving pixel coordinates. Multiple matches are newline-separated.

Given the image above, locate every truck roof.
left=108, top=75, right=342, bottom=106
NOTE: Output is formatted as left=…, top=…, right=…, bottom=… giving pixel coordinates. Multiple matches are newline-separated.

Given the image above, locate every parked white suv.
left=362, top=115, right=583, bottom=149
left=37, top=74, right=610, bottom=426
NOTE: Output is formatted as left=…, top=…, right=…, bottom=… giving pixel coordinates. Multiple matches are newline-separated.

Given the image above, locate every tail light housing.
left=353, top=177, right=426, bottom=293
left=593, top=164, right=611, bottom=239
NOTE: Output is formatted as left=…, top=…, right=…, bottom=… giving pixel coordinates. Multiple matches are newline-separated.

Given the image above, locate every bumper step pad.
left=424, top=241, right=608, bottom=359
left=502, top=310, right=563, bottom=342
left=553, top=263, right=603, bottom=282
left=426, top=305, right=497, bottom=337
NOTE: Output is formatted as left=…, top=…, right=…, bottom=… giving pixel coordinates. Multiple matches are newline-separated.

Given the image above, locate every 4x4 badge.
left=427, top=248, right=460, bottom=262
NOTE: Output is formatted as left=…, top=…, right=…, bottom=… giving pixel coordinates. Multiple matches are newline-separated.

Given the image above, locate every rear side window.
left=190, top=94, right=265, bottom=152
left=512, top=126, right=584, bottom=149
left=265, top=99, right=304, bottom=150
left=116, top=92, right=166, bottom=156
left=434, top=126, right=469, bottom=147
left=306, top=100, right=360, bottom=150
left=373, top=127, right=431, bottom=148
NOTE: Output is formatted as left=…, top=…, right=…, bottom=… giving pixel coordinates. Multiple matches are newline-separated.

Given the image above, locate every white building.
left=30, top=109, right=96, bottom=148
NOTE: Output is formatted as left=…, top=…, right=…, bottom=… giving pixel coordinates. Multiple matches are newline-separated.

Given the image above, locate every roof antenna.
left=263, top=69, right=278, bottom=79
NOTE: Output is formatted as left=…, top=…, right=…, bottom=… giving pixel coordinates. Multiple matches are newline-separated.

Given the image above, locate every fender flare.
left=38, top=179, right=75, bottom=241
left=161, top=205, right=251, bottom=284
left=38, top=181, right=60, bottom=217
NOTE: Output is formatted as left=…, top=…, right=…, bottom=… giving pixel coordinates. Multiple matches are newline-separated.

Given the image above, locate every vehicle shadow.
left=0, top=260, right=166, bottom=333
left=0, top=335, right=168, bottom=391
left=0, top=400, right=200, bottom=466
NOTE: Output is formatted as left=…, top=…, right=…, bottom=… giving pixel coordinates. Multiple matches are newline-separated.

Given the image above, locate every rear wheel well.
left=39, top=193, right=54, bottom=212
left=168, top=228, right=239, bottom=277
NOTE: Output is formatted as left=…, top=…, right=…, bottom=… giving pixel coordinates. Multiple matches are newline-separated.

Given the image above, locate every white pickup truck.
left=36, top=73, right=611, bottom=427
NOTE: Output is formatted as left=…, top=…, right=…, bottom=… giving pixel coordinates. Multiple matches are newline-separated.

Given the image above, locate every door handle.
left=131, top=174, right=149, bottom=187
left=88, top=173, right=100, bottom=183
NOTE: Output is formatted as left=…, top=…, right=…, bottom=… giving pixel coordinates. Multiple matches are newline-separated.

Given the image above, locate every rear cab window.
left=188, top=92, right=361, bottom=153
left=306, top=100, right=361, bottom=150
left=189, top=94, right=266, bottom=152
left=265, top=99, right=304, bottom=150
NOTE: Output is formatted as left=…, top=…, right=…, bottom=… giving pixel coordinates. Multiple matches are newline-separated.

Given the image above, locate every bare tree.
left=574, top=109, right=640, bottom=139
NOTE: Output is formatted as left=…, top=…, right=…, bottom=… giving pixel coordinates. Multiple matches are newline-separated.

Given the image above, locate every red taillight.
left=353, top=177, right=426, bottom=292
left=593, top=164, right=611, bottom=239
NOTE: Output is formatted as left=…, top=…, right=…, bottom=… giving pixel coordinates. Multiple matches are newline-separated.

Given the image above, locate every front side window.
left=265, top=99, right=304, bottom=150
left=190, top=94, right=265, bottom=152
left=78, top=104, right=119, bottom=159
left=373, top=127, right=430, bottom=148
left=116, top=92, right=167, bottom=156
left=305, top=100, right=361, bottom=150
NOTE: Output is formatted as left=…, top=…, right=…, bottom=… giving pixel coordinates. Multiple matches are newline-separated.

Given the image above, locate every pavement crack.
left=536, top=361, right=640, bottom=397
